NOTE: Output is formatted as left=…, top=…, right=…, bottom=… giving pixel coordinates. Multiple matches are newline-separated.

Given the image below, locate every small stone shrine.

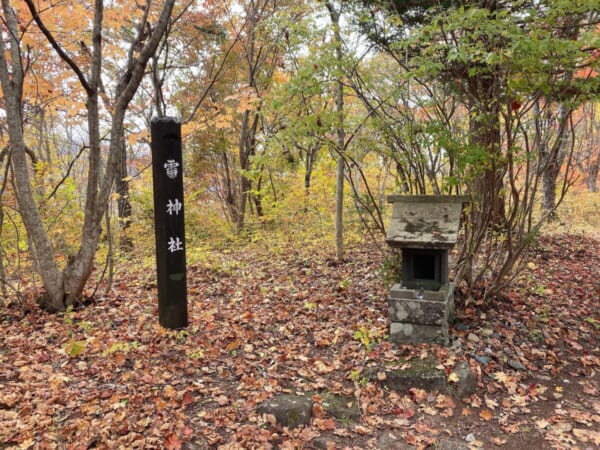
left=386, top=195, right=467, bottom=345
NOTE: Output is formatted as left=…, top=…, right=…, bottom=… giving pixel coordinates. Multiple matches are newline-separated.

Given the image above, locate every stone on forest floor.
left=508, top=359, right=527, bottom=371
left=382, top=355, right=448, bottom=393
left=311, top=435, right=338, bottom=449
left=436, top=438, right=472, bottom=450
left=256, top=394, right=313, bottom=429
left=182, top=438, right=209, bottom=450
left=449, top=361, right=477, bottom=398
left=381, top=357, right=478, bottom=399
left=377, top=432, right=417, bottom=449
left=321, top=393, right=360, bottom=422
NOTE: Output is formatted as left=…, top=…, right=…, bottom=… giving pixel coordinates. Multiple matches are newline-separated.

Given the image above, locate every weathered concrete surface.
left=256, top=394, right=313, bottom=429
left=388, top=284, right=454, bottom=345
left=390, top=322, right=449, bottom=345
left=382, top=356, right=448, bottom=394
left=377, top=432, right=417, bottom=449
left=321, top=394, right=360, bottom=422
left=386, top=195, right=468, bottom=249
left=449, top=361, right=478, bottom=398
left=389, top=284, right=451, bottom=302
left=388, top=298, right=447, bottom=325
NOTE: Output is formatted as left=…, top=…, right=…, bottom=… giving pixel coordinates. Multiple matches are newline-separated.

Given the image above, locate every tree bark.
left=327, top=1, right=345, bottom=261
left=541, top=102, right=571, bottom=216
left=467, top=71, right=505, bottom=227
left=116, top=131, right=133, bottom=250
left=9, top=0, right=177, bottom=310
left=0, top=0, right=65, bottom=309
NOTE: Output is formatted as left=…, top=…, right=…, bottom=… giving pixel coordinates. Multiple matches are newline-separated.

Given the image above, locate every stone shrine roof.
left=386, top=195, right=468, bottom=249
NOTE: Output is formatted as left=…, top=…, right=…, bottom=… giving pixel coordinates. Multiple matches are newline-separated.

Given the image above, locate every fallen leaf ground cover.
left=0, top=233, right=599, bottom=449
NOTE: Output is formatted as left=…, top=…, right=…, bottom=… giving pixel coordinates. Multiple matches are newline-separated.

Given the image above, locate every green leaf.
left=64, top=339, right=87, bottom=358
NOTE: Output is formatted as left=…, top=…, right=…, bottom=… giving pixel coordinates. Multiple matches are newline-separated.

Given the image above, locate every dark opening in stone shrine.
left=402, top=249, right=447, bottom=291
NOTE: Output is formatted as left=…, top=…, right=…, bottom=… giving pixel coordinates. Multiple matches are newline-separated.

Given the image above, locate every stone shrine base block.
left=388, top=283, right=454, bottom=345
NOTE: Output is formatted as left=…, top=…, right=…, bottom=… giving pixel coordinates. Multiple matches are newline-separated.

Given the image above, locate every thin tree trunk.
left=327, top=1, right=345, bottom=261
left=541, top=102, right=571, bottom=216
left=116, top=131, right=133, bottom=250
left=0, top=0, right=65, bottom=309
left=10, top=0, right=177, bottom=310
left=468, top=72, right=505, bottom=227
left=0, top=199, right=6, bottom=299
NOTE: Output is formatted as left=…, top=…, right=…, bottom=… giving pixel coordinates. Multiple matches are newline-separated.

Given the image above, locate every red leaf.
left=164, top=433, right=181, bottom=450
left=182, top=390, right=194, bottom=407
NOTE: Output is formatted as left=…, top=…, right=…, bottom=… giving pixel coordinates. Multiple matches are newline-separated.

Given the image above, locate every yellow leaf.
left=493, top=371, right=510, bottom=384
left=272, top=70, right=289, bottom=84
left=448, top=372, right=460, bottom=383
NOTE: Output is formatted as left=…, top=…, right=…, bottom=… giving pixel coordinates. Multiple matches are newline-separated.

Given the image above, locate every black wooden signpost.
left=150, top=117, right=188, bottom=329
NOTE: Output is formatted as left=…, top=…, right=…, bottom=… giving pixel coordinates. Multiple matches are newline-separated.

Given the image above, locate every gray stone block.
left=389, top=284, right=449, bottom=302
left=450, top=361, right=477, bottom=398
left=321, top=394, right=360, bottom=422
left=388, top=298, right=448, bottom=325
left=389, top=322, right=449, bottom=345
left=256, top=394, right=313, bottom=429
left=382, top=355, right=448, bottom=393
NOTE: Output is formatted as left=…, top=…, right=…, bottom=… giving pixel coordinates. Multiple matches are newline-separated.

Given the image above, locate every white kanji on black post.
left=163, top=159, right=180, bottom=179
left=167, top=237, right=184, bottom=253
left=166, top=199, right=182, bottom=216
left=151, top=117, right=188, bottom=329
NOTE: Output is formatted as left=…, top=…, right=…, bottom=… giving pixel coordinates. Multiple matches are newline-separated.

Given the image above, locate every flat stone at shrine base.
left=389, top=285, right=451, bottom=302
left=321, top=394, right=360, bottom=422
left=256, top=394, right=313, bottom=429
left=390, top=322, right=449, bottom=345
left=381, top=358, right=477, bottom=399
left=382, top=355, right=448, bottom=393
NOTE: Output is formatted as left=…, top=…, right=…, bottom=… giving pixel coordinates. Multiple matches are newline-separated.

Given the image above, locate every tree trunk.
left=6, top=0, right=177, bottom=310
left=586, top=172, right=598, bottom=193
left=541, top=102, right=571, bottom=216
left=0, top=1, right=65, bottom=310
left=116, top=131, right=133, bottom=250
left=467, top=71, right=505, bottom=227
left=327, top=1, right=345, bottom=261
left=0, top=197, right=6, bottom=299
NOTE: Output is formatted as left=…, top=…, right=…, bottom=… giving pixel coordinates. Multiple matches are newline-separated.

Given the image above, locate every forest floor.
left=0, top=232, right=599, bottom=449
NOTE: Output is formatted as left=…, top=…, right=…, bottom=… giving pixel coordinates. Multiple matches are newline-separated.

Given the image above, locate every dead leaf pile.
left=0, top=234, right=598, bottom=449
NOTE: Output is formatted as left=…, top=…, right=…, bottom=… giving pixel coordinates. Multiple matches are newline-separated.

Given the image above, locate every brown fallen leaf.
left=182, top=390, right=194, bottom=407
left=479, top=409, right=493, bottom=421
left=163, top=432, right=181, bottom=450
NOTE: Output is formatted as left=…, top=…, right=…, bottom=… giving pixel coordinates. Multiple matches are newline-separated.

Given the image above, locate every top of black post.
left=151, top=115, right=180, bottom=125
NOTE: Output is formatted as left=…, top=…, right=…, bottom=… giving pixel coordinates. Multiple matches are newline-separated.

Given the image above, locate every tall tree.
left=0, top=0, right=176, bottom=310
left=350, top=0, right=600, bottom=296
left=326, top=0, right=347, bottom=260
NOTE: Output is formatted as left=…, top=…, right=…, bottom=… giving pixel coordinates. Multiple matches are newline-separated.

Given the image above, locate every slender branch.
left=23, top=0, right=92, bottom=94
left=46, top=146, right=88, bottom=200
